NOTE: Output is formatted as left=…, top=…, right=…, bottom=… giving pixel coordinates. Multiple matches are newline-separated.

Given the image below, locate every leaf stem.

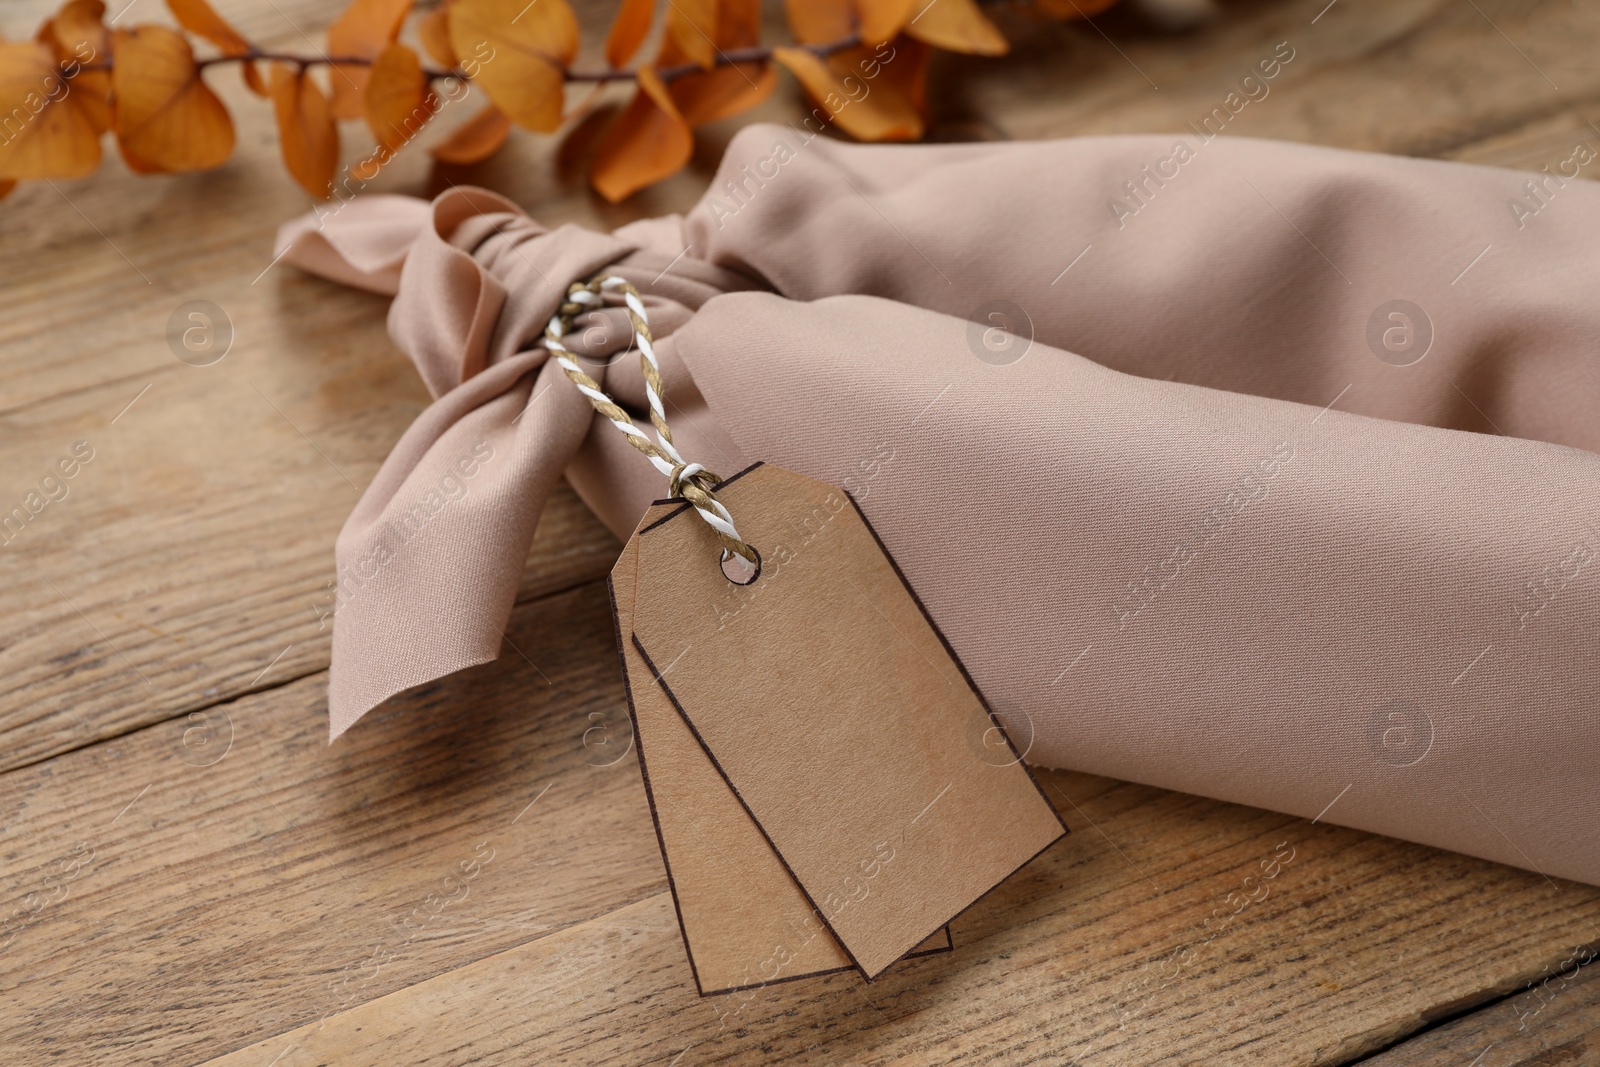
left=569, top=34, right=865, bottom=83
left=76, top=33, right=867, bottom=86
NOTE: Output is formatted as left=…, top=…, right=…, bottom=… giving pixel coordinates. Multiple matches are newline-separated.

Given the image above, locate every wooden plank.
left=0, top=356, right=618, bottom=770
left=1362, top=951, right=1600, bottom=1066
left=0, top=0, right=426, bottom=411
left=0, top=581, right=663, bottom=1065
left=202, top=765, right=1600, bottom=1067
left=1441, top=104, right=1600, bottom=171
left=969, top=0, right=1600, bottom=160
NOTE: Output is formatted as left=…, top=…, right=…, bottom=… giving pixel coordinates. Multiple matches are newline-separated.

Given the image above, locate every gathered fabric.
left=279, top=124, right=1600, bottom=886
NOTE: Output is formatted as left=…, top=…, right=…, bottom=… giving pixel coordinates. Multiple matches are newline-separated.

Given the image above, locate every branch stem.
left=77, top=33, right=867, bottom=86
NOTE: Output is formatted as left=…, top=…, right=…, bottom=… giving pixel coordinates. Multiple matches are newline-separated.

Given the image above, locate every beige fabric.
left=278, top=125, right=1600, bottom=887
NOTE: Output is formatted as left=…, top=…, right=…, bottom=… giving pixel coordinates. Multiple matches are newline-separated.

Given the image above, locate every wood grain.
left=0, top=353, right=618, bottom=769
left=4, top=0, right=1600, bottom=1063
left=200, top=766, right=1600, bottom=1067
left=1362, top=950, right=1600, bottom=1066
left=959, top=0, right=1600, bottom=159
left=11, top=583, right=1594, bottom=1067
left=0, top=582, right=663, bottom=1065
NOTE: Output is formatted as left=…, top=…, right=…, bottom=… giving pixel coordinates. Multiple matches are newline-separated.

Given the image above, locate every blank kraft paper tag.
left=629, top=464, right=1067, bottom=979
left=611, top=502, right=951, bottom=995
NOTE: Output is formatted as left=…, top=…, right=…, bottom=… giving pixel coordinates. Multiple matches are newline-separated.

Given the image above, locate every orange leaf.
left=165, top=0, right=266, bottom=95
left=364, top=41, right=434, bottom=152
left=784, top=0, right=852, bottom=44
left=591, top=65, right=690, bottom=203
left=111, top=25, right=233, bottom=171
left=640, top=0, right=764, bottom=125
left=1032, top=0, right=1121, bottom=18
left=40, top=0, right=113, bottom=133
left=857, top=0, right=917, bottom=44
left=665, top=0, right=717, bottom=69
left=417, top=2, right=458, bottom=68
left=670, top=61, right=775, bottom=127
left=0, top=178, right=15, bottom=199
left=240, top=59, right=266, bottom=95
left=0, top=39, right=102, bottom=179
left=326, top=0, right=412, bottom=119
left=449, top=0, right=578, bottom=133
left=604, top=0, right=654, bottom=68
left=774, top=37, right=927, bottom=142
left=904, top=0, right=1007, bottom=54
left=713, top=0, right=761, bottom=48
left=660, top=0, right=772, bottom=126
left=269, top=63, right=339, bottom=197
left=166, top=0, right=250, bottom=54
left=656, top=0, right=756, bottom=63
left=429, top=101, right=510, bottom=163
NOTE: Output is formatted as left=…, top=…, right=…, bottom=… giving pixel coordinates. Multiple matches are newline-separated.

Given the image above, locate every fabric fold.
left=277, top=185, right=757, bottom=737
left=278, top=125, right=1600, bottom=887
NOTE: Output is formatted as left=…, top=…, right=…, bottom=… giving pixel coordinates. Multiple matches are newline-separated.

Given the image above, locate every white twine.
left=543, top=276, right=750, bottom=557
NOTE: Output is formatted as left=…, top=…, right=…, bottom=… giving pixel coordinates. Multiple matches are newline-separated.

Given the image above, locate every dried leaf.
left=774, top=37, right=927, bottom=142
left=326, top=0, right=412, bottom=119
left=364, top=41, right=434, bottom=151
left=857, top=0, right=917, bottom=44
left=1032, top=0, right=1121, bottom=17
left=0, top=178, right=15, bottom=199
left=659, top=0, right=771, bottom=127
left=40, top=0, right=113, bottom=133
left=269, top=62, right=339, bottom=197
left=241, top=60, right=266, bottom=95
left=665, top=0, right=716, bottom=69
left=904, top=0, right=1008, bottom=55
left=165, top=0, right=266, bottom=95
left=588, top=0, right=770, bottom=200
left=166, top=0, right=250, bottom=54
left=449, top=0, right=579, bottom=133
left=591, top=66, right=690, bottom=202
left=604, top=0, right=654, bottom=68
left=670, top=61, right=774, bottom=126
left=429, top=101, right=510, bottom=163
left=784, top=0, right=852, bottom=44
left=111, top=25, right=234, bottom=171
left=116, top=141, right=165, bottom=173
left=417, top=2, right=458, bottom=68
left=786, top=0, right=905, bottom=45
left=0, top=38, right=102, bottom=179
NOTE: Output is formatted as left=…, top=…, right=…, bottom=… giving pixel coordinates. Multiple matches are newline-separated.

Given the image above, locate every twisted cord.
left=544, top=275, right=757, bottom=565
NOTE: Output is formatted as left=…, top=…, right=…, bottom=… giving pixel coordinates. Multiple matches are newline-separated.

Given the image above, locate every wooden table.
left=3, top=0, right=1598, bottom=1063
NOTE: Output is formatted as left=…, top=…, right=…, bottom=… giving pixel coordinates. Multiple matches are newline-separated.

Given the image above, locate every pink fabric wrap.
left=278, top=125, right=1600, bottom=887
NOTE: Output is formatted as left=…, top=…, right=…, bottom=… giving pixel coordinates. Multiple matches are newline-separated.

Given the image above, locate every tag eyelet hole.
left=721, top=548, right=761, bottom=586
